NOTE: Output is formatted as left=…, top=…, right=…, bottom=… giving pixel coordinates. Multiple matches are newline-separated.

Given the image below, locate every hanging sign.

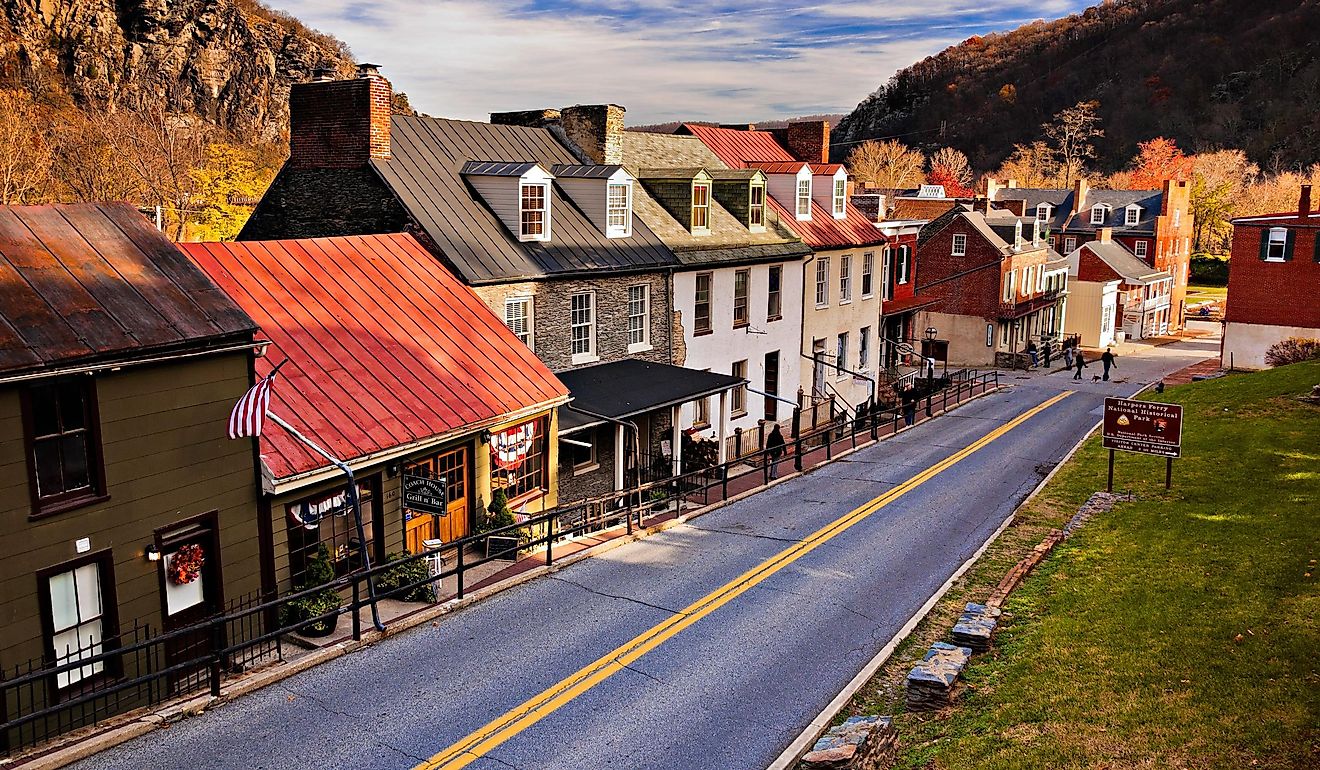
left=1102, top=397, right=1183, bottom=458
left=491, top=421, right=538, bottom=471
left=402, top=472, right=447, bottom=516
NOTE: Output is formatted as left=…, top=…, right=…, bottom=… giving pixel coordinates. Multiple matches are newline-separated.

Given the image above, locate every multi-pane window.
left=520, top=183, right=549, bottom=240
left=951, top=233, right=967, bottom=256
left=1090, top=205, right=1107, bottom=225
left=1125, top=206, right=1141, bottom=226
left=730, top=360, right=747, bottom=416
left=767, top=265, right=782, bottom=320
left=764, top=351, right=780, bottom=421
left=46, top=559, right=110, bottom=689
left=692, top=183, right=711, bottom=231
left=26, top=378, right=100, bottom=509
left=1064, top=236, right=1077, bottom=253
left=749, top=184, right=766, bottom=228
left=287, top=480, right=377, bottom=584
left=815, top=257, right=829, bottom=306
left=836, top=333, right=848, bottom=377
left=861, top=252, right=874, bottom=297
left=897, top=246, right=910, bottom=284
left=858, top=327, right=870, bottom=370
left=694, top=392, right=710, bottom=426
left=498, top=418, right=549, bottom=500
left=881, top=248, right=893, bottom=301
left=627, top=284, right=649, bottom=348
left=733, top=269, right=750, bottom=327
left=694, top=273, right=712, bottom=334
left=504, top=297, right=533, bottom=350
left=1003, top=270, right=1016, bottom=302
left=607, top=182, right=631, bottom=236
left=833, top=178, right=847, bottom=217
left=796, top=178, right=811, bottom=218
left=1265, top=227, right=1288, bottom=261
left=1036, top=203, right=1051, bottom=221
left=839, top=255, right=852, bottom=303
left=571, top=291, right=595, bottom=357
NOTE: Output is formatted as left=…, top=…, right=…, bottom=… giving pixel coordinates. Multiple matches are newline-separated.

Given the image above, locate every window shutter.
left=1258, top=229, right=1269, bottom=261
left=1284, top=228, right=1296, bottom=261
left=1314, top=233, right=1320, bottom=263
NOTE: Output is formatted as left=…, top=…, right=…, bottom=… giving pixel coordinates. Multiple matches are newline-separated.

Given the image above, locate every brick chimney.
left=288, top=63, right=392, bottom=169
left=1098, top=227, right=1112, bottom=244
left=1300, top=184, right=1313, bottom=218
left=784, top=120, right=830, bottom=164
left=560, top=104, right=625, bottom=165
left=1071, top=177, right=1089, bottom=216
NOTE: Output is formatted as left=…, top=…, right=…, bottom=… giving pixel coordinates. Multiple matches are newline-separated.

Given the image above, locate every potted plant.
left=282, top=544, right=342, bottom=637
left=480, top=487, right=521, bottom=560
left=648, top=488, right=669, bottom=512
left=376, top=551, right=433, bottom=602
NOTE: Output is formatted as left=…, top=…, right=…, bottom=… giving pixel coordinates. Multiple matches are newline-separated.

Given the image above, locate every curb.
left=9, top=386, right=1004, bottom=770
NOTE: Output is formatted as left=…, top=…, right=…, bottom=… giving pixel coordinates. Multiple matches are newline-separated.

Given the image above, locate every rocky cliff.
left=0, top=0, right=355, bottom=141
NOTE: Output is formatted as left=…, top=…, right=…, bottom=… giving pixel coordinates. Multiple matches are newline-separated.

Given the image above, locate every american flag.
left=227, top=362, right=283, bottom=439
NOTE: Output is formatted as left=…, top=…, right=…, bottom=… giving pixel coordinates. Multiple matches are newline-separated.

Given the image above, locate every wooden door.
left=157, top=515, right=223, bottom=692
left=404, top=446, right=470, bottom=550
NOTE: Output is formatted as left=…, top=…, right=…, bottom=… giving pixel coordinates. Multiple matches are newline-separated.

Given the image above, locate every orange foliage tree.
left=1128, top=137, right=1194, bottom=189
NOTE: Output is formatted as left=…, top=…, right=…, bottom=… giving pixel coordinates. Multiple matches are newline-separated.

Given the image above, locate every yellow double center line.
left=416, top=391, right=1072, bottom=769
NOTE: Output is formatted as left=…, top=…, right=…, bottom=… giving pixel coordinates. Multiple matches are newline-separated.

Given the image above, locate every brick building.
left=915, top=205, right=1070, bottom=366
left=1221, top=185, right=1320, bottom=369
left=1065, top=229, right=1173, bottom=342
left=989, top=177, right=1192, bottom=330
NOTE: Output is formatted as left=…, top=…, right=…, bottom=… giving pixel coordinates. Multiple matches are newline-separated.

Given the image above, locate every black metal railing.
left=0, top=371, right=1000, bottom=757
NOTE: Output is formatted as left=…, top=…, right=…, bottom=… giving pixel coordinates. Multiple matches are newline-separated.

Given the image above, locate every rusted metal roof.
left=182, top=234, right=569, bottom=481
left=460, top=161, right=541, bottom=177
left=550, top=164, right=624, bottom=179
left=0, top=203, right=255, bottom=377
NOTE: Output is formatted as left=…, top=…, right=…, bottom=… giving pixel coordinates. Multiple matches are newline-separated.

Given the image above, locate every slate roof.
left=0, top=203, right=256, bottom=377
left=550, top=164, right=625, bottom=179
left=370, top=116, right=677, bottom=284
left=992, top=188, right=1164, bottom=235
left=556, top=359, right=743, bottom=433
left=182, top=234, right=569, bottom=481
left=681, top=123, right=888, bottom=250
left=1069, top=240, right=1170, bottom=284
left=460, top=161, right=540, bottom=177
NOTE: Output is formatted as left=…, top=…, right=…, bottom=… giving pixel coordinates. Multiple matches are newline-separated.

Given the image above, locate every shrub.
left=375, top=552, right=432, bottom=602
left=1264, top=338, right=1320, bottom=367
left=1189, top=254, right=1229, bottom=286
left=282, top=544, right=342, bottom=634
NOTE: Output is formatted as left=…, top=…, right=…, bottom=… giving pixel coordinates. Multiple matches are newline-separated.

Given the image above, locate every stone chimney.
left=1299, top=184, right=1313, bottom=218
left=1097, top=227, right=1112, bottom=244
left=288, top=63, right=392, bottom=169
left=1071, top=178, right=1089, bottom=216
left=560, top=104, right=625, bottom=166
left=784, top=120, right=830, bottom=164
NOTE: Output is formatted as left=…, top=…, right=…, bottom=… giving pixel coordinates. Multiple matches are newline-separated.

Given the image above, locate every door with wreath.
left=155, top=512, right=224, bottom=693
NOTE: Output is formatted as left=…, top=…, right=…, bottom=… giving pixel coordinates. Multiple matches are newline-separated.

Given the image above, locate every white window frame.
left=1173, top=208, right=1181, bottom=228
left=47, top=562, right=106, bottom=690
left=1033, top=219, right=1043, bottom=246
left=519, top=182, right=551, bottom=241
left=858, top=327, right=870, bottom=370
left=952, top=233, right=967, bottom=257
left=1036, top=203, right=1051, bottom=222
left=749, top=184, right=766, bottom=230
left=627, top=284, right=650, bottom=352
left=767, top=265, right=783, bottom=321
left=606, top=182, right=632, bottom=238
left=861, top=252, right=875, bottom=298
left=691, top=182, right=711, bottom=232
left=839, top=255, right=852, bottom=304
left=1090, top=204, right=1107, bottom=225
left=832, top=177, right=847, bottom=218
left=881, top=247, right=893, bottom=301
left=570, top=291, right=597, bottom=363
left=504, top=296, right=534, bottom=350
left=1003, top=269, right=1016, bottom=302
left=730, top=360, right=748, bottom=416
left=1124, top=205, right=1141, bottom=227
left=1064, top=236, right=1077, bottom=253
left=1134, top=240, right=1148, bottom=258
left=897, top=246, right=910, bottom=285
left=1265, top=227, right=1288, bottom=261
left=836, top=332, right=848, bottom=379
left=1014, top=221, right=1024, bottom=250
left=796, top=177, right=812, bottom=220
left=571, top=434, right=599, bottom=475
left=815, top=257, right=830, bottom=307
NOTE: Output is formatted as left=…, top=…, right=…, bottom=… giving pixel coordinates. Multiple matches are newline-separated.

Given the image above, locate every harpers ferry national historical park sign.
left=1102, top=397, right=1184, bottom=491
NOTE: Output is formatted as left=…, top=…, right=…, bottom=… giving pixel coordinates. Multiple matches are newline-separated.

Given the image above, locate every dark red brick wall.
left=288, top=76, right=392, bottom=169
left=888, top=232, right=919, bottom=304
left=917, top=221, right=1003, bottom=318
left=784, top=121, right=830, bottom=165
left=1225, top=223, right=1320, bottom=327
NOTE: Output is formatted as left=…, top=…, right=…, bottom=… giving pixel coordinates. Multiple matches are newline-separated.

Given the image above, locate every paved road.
left=74, top=336, right=1218, bottom=770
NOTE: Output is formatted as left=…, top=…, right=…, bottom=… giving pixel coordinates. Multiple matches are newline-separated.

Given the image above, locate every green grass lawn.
left=1187, top=285, right=1228, bottom=300
left=894, top=361, right=1320, bottom=770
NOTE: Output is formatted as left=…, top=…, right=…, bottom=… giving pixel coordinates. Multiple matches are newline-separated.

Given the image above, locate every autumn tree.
left=0, top=90, right=54, bottom=204
left=994, top=142, right=1060, bottom=188
left=188, top=143, right=279, bottom=241
left=49, top=110, right=146, bottom=203
left=847, top=139, right=925, bottom=193
left=1042, top=100, right=1103, bottom=185
left=927, top=147, right=973, bottom=196
left=1128, top=137, right=1194, bottom=189
left=1188, top=150, right=1258, bottom=253
left=117, top=107, right=213, bottom=239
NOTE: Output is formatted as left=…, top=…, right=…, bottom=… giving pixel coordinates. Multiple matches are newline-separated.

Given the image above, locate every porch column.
left=716, top=391, right=729, bottom=465
left=671, top=404, right=683, bottom=477
left=614, top=424, right=625, bottom=492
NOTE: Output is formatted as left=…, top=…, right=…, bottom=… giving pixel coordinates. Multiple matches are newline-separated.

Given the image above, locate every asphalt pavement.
left=71, top=334, right=1219, bottom=770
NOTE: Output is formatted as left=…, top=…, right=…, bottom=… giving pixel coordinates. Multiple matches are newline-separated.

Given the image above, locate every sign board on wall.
left=402, top=472, right=447, bottom=516
left=1102, top=397, right=1183, bottom=458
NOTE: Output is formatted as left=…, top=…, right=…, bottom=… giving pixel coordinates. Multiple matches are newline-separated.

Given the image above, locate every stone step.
left=905, top=641, right=972, bottom=711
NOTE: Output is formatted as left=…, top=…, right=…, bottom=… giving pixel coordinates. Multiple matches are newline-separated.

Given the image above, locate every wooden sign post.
left=1102, top=397, right=1184, bottom=492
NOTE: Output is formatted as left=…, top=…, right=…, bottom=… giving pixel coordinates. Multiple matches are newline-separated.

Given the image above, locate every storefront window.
left=286, top=480, right=376, bottom=586
left=491, top=417, right=549, bottom=501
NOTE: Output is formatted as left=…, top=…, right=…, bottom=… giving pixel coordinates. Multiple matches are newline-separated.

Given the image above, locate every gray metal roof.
left=993, top=187, right=1164, bottom=235
left=460, top=161, right=540, bottom=177
left=1072, top=240, right=1170, bottom=284
left=707, top=169, right=764, bottom=181
left=550, top=164, right=624, bottom=179
left=370, top=116, right=677, bottom=284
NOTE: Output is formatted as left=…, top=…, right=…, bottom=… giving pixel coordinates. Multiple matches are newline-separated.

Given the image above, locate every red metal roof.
left=683, top=124, right=886, bottom=249
left=182, top=234, right=568, bottom=480
left=0, top=203, right=255, bottom=376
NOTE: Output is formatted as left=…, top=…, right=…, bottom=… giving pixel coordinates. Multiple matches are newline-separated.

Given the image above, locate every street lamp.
left=924, top=326, right=938, bottom=341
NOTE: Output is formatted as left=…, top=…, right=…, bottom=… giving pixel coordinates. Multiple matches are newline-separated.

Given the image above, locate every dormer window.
left=749, top=184, right=766, bottom=230
left=796, top=178, right=812, bottom=219
left=832, top=177, right=847, bottom=218
left=1124, top=204, right=1141, bottom=227
left=1036, top=203, right=1051, bottom=222
left=606, top=181, right=631, bottom=238
left=1090, top=204, right=1108, bottom=225
left=520, top=182, right=550, bottom=241
left=692, top=182, right=711, bottom=232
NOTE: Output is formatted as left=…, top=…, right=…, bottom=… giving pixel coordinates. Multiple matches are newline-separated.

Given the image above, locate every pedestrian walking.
left=1073, top=351, right=1087, bottom=380
left=1042, top=341, right=1053, bottom=369
left=764, top=423, right=786, bottom=480
left=1026, top=340, right=1039, bottom=368
left=1101, top=347, right=1117, bottom=381
left=1063, top=342, right=1074, bottom=370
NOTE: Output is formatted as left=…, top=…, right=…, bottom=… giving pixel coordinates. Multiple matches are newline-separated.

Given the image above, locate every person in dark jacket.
left=1073, top=351, right=1088, bottom=380
left=764, top=424, right=786, bottom=479
left=1042, top=340, right=1053, bottom=369
left=1101, top=348, right=1117, bottom=381
left=1026, top=340, right=1039, bottom=368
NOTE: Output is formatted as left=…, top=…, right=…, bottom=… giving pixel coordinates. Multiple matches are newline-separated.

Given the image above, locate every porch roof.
left=556, top=359, right=744, bottom=433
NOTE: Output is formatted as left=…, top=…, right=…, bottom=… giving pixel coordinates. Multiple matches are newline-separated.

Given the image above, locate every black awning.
left=556, top=359, right=744, bottom=432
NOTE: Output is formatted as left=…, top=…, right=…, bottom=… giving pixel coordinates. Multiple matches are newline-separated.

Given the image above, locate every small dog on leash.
left=1092, top=375, right=1102, bottom=382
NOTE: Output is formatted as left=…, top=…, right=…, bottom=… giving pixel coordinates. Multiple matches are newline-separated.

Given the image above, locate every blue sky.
left=278, top=0, right=1094, bottom=124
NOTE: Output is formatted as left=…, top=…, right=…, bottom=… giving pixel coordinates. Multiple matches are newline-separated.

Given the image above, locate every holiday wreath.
left=168, top=544, right=205, bottom=585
